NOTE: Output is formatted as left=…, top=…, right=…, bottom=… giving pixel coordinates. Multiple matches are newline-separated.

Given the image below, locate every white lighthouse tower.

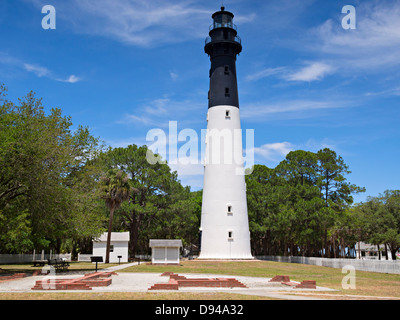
left=198, top=7, right=253, bottom=259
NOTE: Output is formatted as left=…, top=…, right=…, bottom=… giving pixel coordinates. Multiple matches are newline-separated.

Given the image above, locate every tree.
left=101, top=145, right=199, bottom=257
left=356, top=190, right=400, bottom=260
left=245, top=148, right=364, bottom=257
left=315, top=148, right=365, bottom=257
left=316, top=148, right=365, bottom=210
left=0, top=84, right=105, bottom=253
left=276, top=151, right=324, bottom=256
left=246, top=165, right=280, bottom=255
left=99, top=169, right=131, bottom=263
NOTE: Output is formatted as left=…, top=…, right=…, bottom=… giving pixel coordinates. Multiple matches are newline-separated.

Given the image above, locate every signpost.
left=90, top=256, right=103, bottom=272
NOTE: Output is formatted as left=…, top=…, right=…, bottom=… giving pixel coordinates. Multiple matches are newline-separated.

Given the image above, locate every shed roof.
left=149, top=239, right=182, bottom=247
left=94, top=232, right=130, bottom=242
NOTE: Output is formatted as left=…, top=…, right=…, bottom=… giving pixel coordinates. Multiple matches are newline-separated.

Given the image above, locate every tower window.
left=227, top=205, right=232, bottom=215
left=225, top=110, right=230, bottom=118
left=228, top=231, right=233, bottom=239
left=224, top=65, right=229, bottom=75
left=225, top=88, right=230, bottom=97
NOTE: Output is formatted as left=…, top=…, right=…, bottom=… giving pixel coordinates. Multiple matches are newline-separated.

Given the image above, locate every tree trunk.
left=390, top=248, right=397, bottom=261
left=105, top=207, right=115, bottom=264
left=128, top=212, right=144, bottom=259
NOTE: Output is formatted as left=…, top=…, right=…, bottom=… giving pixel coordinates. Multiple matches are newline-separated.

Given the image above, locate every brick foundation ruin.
left=31, top=271, right=117, bottom=290
left=148, top=273, right=247, bottom=290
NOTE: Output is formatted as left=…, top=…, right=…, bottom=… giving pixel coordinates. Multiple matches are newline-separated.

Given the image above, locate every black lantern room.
left=205, top=7, right=242, bottom=109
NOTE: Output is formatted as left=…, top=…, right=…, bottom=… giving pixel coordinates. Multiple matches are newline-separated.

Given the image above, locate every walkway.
left=0, top=265, right=335, bottom=300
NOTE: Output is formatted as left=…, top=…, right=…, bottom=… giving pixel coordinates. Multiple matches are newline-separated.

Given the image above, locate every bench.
left=48, top=258, right=70, bottom=272
left=32, top=260, right=47, bottom=267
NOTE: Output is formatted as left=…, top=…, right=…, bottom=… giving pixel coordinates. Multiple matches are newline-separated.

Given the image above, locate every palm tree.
left=99, top=169, right=131, bottom=263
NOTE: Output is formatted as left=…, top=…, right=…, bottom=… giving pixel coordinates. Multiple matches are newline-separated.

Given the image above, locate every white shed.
left=93, top=232, right=129, bottom=263
left=149, top=239, right=182, bottom=265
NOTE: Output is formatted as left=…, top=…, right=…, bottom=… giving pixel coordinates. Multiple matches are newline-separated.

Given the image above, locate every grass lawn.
left=1, top=260, right=399, bottom=300
left=121, top=260, right=400, bottom=299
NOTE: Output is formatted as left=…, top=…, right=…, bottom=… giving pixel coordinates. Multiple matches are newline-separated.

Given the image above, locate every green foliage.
left=354, top=190, right=400, bottom=259
left=2, top=83, right=396, bottom=260
left=99, top=168, right=131, bottom=263
left=246, top=148, right=365, bottom=257
left=0, top=208, right=33, bottom=253
left=100, top=145, right=199, bottom=257
left=0, top=84, right=106, bottom=253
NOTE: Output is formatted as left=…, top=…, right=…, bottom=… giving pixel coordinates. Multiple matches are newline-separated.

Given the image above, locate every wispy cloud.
left=59, top=75, right=81, bottom=83
left=311, top=0, right=400, bottom=72
left=119, top=97, right=203, bottom=127
left=26, top=0, right=255, bottom=47
left=245, top=62, right=334, bottom=83
left=241, top=99, right=349, bottom=121
left=245, top=67, right=287, bottom=82
left=24, top=63, right=81, bottom=83
left=0, top=52, right=81, bottom=83
left=252, top=142, right=294, bottom=162
left=24, top=63, right=51, bottom=77
left=251, top=138, right=340, bottom=165
left=170, top=72, right=178, bottom=81
left=365, top=87, right=400, bottom=97
left=285, top=62, right=335, bottom=82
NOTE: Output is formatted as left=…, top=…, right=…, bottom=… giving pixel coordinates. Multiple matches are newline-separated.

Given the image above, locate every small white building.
left=93, top=232, right=129, bottom=263
left=355, top=242, right=398, bottom=260
left=149, top=239, right=182, bottom=265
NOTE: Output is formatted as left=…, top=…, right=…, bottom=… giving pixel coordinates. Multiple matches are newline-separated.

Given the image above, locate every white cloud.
left=245, top=67, right=287, bottom=82
left=143, top=98, right=169, bottom=115
left=120, top=97, right=203, bottom=127
left=365, top=87, right=400, bottom=97
left=241, top=99, right=348, bottom=121
left=26, top=0, right=255, bottom=47
left=120, top=114, right=164, bottom=127
left=251, top=139, right=341, bottom=166
left=245, top=62, right=334, bottom=83
left=24, top=63, right=51, bottom=77
left=62, top=75, right=80, bottom=83
left=285, top=62, right=334, bottom=82
left=22, top=61, right=81, bottom=83
left=312, top=0, right=400, bottom=71
left=252, top=142, right=294, bottom=162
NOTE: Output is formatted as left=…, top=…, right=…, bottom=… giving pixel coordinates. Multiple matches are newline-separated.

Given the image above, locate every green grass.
left=121, top=260, right=400, bottom=298
left=1, top=260, right=399, bottom=300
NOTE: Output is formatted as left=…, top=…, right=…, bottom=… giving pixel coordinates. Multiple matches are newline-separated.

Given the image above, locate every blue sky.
left=1, top=0, right=399, bottom=203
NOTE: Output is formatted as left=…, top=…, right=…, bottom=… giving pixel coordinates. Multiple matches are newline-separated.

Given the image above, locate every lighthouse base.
left=197, top=255, right=254, bottom=260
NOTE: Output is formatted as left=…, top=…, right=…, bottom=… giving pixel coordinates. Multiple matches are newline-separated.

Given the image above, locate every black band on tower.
left=205, top=7, right=242, bottom=109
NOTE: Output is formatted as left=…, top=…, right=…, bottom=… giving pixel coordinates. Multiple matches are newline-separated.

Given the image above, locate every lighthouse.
left=198, top=7, right=253, bottom=259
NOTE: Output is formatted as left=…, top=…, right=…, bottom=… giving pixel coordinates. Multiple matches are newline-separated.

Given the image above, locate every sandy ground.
left=0, top=263, right=336, bottom=300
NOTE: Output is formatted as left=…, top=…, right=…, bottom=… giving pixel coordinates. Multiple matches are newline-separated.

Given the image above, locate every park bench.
left=32, top=260, right=47, bottom=267
left=47, top=258, right=70, bottom=272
